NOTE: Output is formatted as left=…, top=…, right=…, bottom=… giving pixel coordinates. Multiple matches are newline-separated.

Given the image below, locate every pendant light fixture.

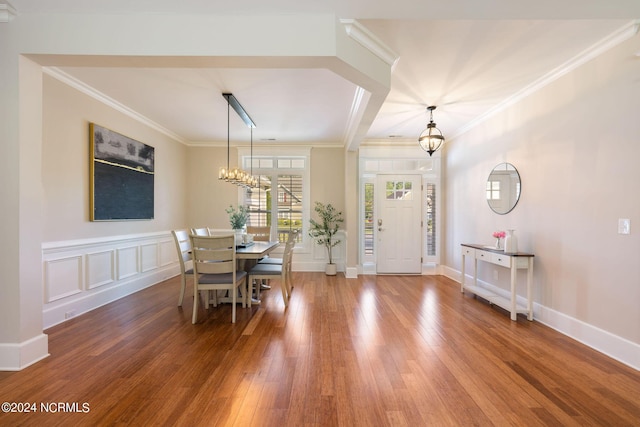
left=418, top=106, right=444, bottom=156
left=218, top=93, right=259, bottom=188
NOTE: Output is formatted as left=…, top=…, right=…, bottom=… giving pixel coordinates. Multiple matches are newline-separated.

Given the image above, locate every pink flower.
left=492, top=231, right=506, bottom=239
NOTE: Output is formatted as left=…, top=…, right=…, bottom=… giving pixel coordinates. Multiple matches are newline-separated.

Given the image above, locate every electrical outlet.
left=618, top=218, right=631, bottom=235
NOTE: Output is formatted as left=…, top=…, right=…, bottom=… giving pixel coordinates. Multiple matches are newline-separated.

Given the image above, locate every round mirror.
left=486, top=162, right=521, bottom=215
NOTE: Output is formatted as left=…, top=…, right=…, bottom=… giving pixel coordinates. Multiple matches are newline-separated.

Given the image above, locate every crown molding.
left=0, top=1, right=17, bottom=22
left=452, top=19, right=640, bottom=140
left=340, top=18, right=399, bottom=70
left=43, top=67, right=189, bottom=145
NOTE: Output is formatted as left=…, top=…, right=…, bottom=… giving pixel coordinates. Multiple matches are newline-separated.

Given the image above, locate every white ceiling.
left=12, top=0, right=640, bottom=149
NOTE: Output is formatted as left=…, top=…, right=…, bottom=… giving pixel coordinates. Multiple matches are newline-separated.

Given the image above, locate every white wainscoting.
left=442, top=265, right=640, bottom=371
left=42, top=232, right=180, bottom=329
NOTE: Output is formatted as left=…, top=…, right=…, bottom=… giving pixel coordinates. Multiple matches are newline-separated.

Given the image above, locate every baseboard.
left=0, top=333, right=49, bottom=371
left=535, top=304, right=640, bottom=371
left=345, top=267, right=358, bottom=279
left=443, top=265, right=639, bottom=371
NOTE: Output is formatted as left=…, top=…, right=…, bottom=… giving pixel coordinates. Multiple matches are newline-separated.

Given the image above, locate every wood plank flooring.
left=1, top=273, right=639, bottom=426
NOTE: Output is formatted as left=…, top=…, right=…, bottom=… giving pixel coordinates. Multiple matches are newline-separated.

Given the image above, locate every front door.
left=376, top=174, right=422, bottom=274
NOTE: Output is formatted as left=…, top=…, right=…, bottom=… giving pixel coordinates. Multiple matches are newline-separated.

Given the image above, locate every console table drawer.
left=474, top=249, right=510, bottom=268
left=462, top=246, right=475, bottom=257
left=491, top=253, right=511, bottom=268
left=475, top=250, right=491, bottom=262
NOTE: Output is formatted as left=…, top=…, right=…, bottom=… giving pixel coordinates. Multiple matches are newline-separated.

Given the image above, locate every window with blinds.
left=364, top=182, right=374, bottom=256
left=243, top=155, right=306, bottom=244
left=425, top=182, right=436, bottom=256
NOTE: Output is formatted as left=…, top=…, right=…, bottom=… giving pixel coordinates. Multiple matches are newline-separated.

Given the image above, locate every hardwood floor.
left=1, top=273, right=639, bottom=426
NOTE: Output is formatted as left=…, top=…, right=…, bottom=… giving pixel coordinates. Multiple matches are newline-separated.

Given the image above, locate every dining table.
left=205, top=240, right=280, bottom=307
left=236, top=240, right=280, bottom=305
left=235, top=240, right=280, bottom=263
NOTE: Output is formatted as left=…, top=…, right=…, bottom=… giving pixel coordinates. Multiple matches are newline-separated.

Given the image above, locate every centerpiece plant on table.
left=226, top=205, right=249, bottom=230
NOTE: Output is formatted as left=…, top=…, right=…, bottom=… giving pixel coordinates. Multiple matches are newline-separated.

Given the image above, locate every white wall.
left=444, top=32, right=640, bottom=368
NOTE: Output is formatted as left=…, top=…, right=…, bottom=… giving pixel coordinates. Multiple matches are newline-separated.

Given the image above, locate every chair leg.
left=192, top=289, right=199, bottom=324
left=178, top=274, right=186, bottom=306
left=280, top=280, right=288, bottom=307
left=240, top=279, right=247, bottom=309
left=231, top=285, right=237, bottom=323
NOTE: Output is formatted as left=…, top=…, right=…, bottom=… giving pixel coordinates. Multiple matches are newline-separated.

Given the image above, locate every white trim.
left=443, top=265, right=640, bottom=371
left=0, top=1, right=17, bottom=22
left=345, top=267, right=358, bottom=278
left=340, top=19, right=399, bottom=69
left=343, top=86, right=370, bottom=146
left=451, top=19, right=640, bottom=140
left=42, top=231, right=171, bottom=251
left=0, top=334, right=49, bottom=372
left=535, top=304, right=640, bottom=371
left=43, top=67, right=188, bottom=145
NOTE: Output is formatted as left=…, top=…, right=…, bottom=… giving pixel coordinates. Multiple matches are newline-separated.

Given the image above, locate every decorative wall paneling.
left=42, top=232, right=179, bottom=328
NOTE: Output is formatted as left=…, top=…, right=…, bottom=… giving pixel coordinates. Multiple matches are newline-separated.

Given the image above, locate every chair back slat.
left=191, top=227, right=210, bottom=236
left=172, top=229, right=193, bottom=264
left=191, top=235, right=236, bottom=275
left=194, top=259, right=234, bottom=274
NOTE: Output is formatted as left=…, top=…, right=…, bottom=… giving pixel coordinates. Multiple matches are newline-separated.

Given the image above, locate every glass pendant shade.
left=418, top=106, right=444, bottom=156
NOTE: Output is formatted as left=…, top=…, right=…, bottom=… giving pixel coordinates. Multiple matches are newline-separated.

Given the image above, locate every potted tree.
left=308, top=201, right=344, bottom=275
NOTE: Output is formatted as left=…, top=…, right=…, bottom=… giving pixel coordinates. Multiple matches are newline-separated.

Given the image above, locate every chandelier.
left=218, top=93, right=259, bottom=188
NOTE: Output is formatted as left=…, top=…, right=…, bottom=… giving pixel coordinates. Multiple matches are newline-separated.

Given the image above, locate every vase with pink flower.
left=492, top=231, right=506, bottom=250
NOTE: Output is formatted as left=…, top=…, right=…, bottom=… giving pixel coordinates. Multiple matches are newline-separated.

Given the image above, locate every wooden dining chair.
left=191, top=227, right=210, bottom=236
left=190, top=234, right=248, bottom=323
left=258, top=229, right=298, bottom=265
left=247, top=236, right=295, bottom=306
left=171, top=229, right=194, bottom=307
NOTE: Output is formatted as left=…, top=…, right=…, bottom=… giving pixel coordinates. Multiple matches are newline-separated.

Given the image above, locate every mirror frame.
left=486, top=162, right=521, bottom=215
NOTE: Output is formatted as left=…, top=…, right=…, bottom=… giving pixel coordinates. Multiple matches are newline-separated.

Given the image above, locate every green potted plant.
left=226, top=205, right=249, bottom=245
left=308, top=201, right=344, bottom=275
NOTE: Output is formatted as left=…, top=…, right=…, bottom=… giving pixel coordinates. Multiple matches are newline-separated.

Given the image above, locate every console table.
left=461, top=243, right=534, bottom=321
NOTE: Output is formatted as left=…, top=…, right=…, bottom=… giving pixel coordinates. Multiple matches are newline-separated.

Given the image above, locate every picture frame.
left=89, top=123, right=155, bottom=221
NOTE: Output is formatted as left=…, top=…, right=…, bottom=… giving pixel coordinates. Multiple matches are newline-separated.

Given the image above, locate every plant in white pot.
left=226, top=205, right=248, bottom=245
left=308, top=201, right=344, bottom=275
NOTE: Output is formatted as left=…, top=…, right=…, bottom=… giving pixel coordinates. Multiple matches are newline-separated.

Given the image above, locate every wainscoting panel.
left=42, top=232, right=179, bottom=329
left=86, top=249, right=115, bottom=289
left=140, top=243, right=159, bottom=273
left=44, top=255, right=83, bottom=303
left=159, top=239, right=175, bottom=267
left=117, top=246, right=139, bottom=280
